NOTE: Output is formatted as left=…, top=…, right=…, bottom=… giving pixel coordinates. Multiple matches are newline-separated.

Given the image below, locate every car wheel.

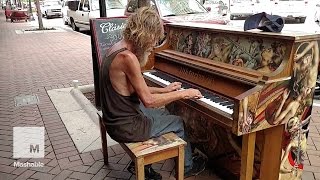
left=64, top=18, right=68, bottom=25
left=71, top=20, right=79, bottom=31
left=230, top=15, right=234, bottom=20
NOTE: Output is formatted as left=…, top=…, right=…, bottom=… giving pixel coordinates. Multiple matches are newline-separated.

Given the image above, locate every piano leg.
left=259, top=125, right=284, bottom=180
left=240, top=132, right=256, bottom=180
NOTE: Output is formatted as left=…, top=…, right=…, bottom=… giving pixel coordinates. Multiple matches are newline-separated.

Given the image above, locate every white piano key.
left=143, top=72, right=233, bottom=115
left=200, top=98, right=233, bottom=115
left=144, top=72, right=170, bottom=85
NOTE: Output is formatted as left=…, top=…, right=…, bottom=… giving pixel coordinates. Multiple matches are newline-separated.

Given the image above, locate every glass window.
left=44, top=1, right=62, bottom=6
left=83, top=0, right=90, bottom=9
left=126, top=0, right=138, bottom=12
left=155, top=0, right=207, bottom=17
left=91, top=0, right=125, bottom=10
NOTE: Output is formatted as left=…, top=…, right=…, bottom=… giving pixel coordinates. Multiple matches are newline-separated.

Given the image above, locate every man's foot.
left=184, top=154, right=207, bottom=178
left=145, top=165, right=162, bottom=180
left=127, top=161, right=162, bottom=180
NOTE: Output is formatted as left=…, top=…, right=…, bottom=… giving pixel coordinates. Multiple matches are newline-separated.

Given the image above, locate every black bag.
left=244, top=12, right=284, bottom=33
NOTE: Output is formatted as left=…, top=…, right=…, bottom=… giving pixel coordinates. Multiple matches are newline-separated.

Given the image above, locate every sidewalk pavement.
left=0, top=10, right=320, bottom=180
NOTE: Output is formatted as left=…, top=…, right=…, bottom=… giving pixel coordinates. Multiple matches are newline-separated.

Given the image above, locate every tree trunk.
left=138, top=0, right=150, bottom=8
left=28, top=0, right=32, bottom=13
left=35, top=0, right=43, bottom=29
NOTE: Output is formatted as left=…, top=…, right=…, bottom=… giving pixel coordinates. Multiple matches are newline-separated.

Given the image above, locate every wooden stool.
left=99, top=115, right=186, bottom=180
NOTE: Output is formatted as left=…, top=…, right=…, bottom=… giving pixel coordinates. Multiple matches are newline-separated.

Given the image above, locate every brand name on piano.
left=179, top=68, right=214, bottom=84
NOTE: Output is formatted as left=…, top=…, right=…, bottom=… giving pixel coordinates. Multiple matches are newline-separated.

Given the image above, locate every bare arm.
left=148, top=82, right=182, bottom=94
left=312, top=41, right=319, bottom=66
left=123, top=54, right=202, bottom=108
left=148, top=87, right=167, bottom=94
left=280, top=143, right=292, bottom=173
left=274, top=89, right=290, bottom=121
left=295, top=41, right=316, bottom=61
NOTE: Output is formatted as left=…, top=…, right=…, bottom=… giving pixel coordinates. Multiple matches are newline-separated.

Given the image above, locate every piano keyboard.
left=143, top=72, right=234, bottom=115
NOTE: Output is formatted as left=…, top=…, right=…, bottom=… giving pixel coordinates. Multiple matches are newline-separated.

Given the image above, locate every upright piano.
left=142, top=22, right=320, bottom=180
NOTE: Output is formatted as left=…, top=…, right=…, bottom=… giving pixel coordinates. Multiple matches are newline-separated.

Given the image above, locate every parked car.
left=203, top=0, right=228, bottom=15
left=267, top=0, right=308, bottom=23
left=41, top=0, right=62, bottom=18
left=62, top=0, right=79, bottom=25
left=68, top=0, right=126, bottom=31
left=125, top=0, right=229, bottom=25
left=229, top=0, right=258, bottom=20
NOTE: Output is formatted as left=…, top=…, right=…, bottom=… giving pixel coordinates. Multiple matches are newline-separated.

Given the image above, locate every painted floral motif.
left=169, top=29, right=287, bottom=74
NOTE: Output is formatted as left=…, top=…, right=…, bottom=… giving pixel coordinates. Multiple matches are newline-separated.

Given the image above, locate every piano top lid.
left=166, top=22, right=320, bottom=41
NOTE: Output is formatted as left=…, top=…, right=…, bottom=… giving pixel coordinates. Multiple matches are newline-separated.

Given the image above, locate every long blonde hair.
left=123, top=7, right=164, bottom=51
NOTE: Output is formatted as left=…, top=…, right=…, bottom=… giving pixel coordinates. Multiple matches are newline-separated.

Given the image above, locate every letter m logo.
left=30, top=144, right=39, bottom=153
left=13, top=127, right=44, bottom=158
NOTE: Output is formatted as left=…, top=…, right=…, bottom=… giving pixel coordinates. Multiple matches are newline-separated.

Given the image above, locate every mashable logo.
left=13, top=127, right=45, bottom=158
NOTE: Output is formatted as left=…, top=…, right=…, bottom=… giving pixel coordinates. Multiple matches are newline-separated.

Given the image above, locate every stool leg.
left=99, top=117, right=108, bottom=165
left=135, top=157, right=145, bottom=180
left=176, top=145, right=185, bottom=180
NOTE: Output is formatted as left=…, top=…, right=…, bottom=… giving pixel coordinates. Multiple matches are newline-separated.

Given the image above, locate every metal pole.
left=99, top=0, right=106, bottom=17
left=28, top=0, right=32, bottom=13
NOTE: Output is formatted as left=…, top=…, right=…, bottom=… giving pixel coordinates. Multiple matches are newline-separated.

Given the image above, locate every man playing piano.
left=99, top=7, right=206, bottom=179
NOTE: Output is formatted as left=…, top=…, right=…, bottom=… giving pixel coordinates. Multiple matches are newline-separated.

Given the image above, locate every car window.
left=67, top=1, right=80, bottom=10
left=126, top=0, right=138, bottom=13
left=92, top=0, right=125, bottom=10
left=155, top=0, right=207, bottom=17
left=44, top=1, right=61, bottom=6
left=79, top=0, right=84, bottom=10
left=83, top=0, right=90, bottom=9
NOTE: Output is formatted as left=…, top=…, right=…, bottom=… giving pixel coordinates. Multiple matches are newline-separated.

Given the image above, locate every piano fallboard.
left=154, top=53, right=255, bottom=99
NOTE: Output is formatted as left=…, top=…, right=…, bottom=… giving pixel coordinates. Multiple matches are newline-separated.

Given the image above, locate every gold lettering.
left=178, top=68, right=215, bottom=85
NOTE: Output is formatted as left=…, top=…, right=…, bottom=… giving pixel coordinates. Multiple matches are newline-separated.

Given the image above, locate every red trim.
left=258, top=84, right=286, bottom=104
left=288, top=151, right=303, bottom=169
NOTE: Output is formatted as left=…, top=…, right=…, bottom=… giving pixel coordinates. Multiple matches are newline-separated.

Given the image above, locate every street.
left=28, top=12, right=320, bottom=36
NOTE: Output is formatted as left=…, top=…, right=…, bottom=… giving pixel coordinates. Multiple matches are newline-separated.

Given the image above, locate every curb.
left=70, top=84, right=101, bottom=126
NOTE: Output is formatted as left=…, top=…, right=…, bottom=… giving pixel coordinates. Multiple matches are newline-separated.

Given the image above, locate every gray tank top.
left=99, top=48, right=151, bottom=142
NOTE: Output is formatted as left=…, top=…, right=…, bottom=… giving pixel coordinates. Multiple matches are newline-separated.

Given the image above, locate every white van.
left=262, top=0, right=308, bottom=23
left=41, top=0, right=62, bottom=18
left=62, top=0, right=79, bottom=25
left=68, top=0, right=126, bottom=31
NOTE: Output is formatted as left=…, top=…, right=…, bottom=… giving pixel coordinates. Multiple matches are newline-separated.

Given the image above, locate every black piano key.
left=202, top=91, right=212, bottom=98
left=211, top=97, right=223, bottom=102
left=227, top=104, right=234, bottom=109
left=182, top=84, right=192, bottom=89
left=220, top=101, right=232, bottom=106
left=207, top=95, right=219, bottom=100
left=149, top=71, right=235, bottom=108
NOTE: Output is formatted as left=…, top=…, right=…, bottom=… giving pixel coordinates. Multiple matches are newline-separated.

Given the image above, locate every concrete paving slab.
left=59, top=110, right=100, bottom=153
left=314, top=100, right=320, bottom=107
left=48, top=87, right=118, bottom=153
left=48, top=89, right=82, bottom=113
left=15, top=27, right=66, bottom=34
